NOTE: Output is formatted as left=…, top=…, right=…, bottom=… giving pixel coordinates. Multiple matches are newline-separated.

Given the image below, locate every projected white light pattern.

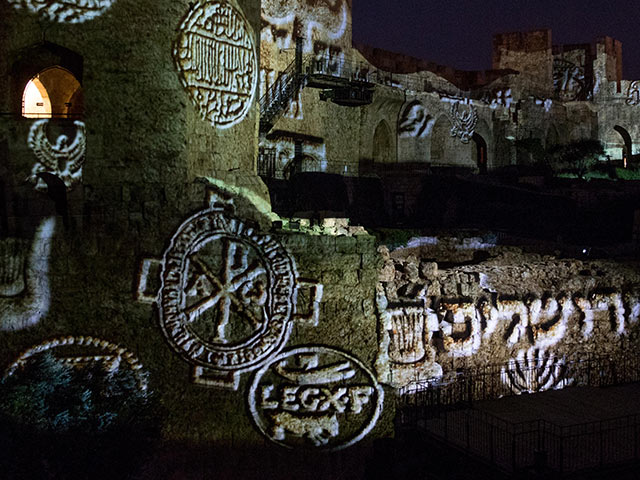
left=8, top=0, right=116, bottom=23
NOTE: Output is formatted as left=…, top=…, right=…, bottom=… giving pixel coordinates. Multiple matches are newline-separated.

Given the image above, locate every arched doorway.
left=545, top=125, right=559, bottom=150
left=373, top=120, right=393, bottom=163
left=472, top=133, right=488, bottom=174
left=614, top=125, right=633, bottom=167
left=22, top=66, right=84, bottom=119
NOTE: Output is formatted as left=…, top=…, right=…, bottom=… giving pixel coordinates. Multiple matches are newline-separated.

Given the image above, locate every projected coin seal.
left=5, top=336, right=148, bottom=392
left=159, top=207, right=304, bottom=389
left=249, top=346, right=384, bottom=450
left=174, top=0, right=257, bottom=128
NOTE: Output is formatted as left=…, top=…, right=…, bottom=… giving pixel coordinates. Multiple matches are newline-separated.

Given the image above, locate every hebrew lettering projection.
left=376, top=250, right=640, bottom=391
left=249, top=346, right=383, bottom=450
left=174, top=0, right=257, bottom=128
left=0, top=217, right=55, bottom=331
left=7, top=0, right=115, bottom=23
left=27, top=120, right=86, bottom=191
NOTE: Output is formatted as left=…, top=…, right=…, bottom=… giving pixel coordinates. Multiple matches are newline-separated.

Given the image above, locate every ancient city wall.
left=376, top=238, right=640, bottom=392
left=0, top=0, right=393, bottom=466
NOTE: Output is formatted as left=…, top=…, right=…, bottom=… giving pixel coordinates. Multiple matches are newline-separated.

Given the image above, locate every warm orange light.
left=22, top=77, right=52, bottom=118
left=21, top=67, right=83, bottom=119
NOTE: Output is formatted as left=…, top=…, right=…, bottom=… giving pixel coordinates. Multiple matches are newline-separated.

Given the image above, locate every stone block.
left=336, top=236, right=357, bottom=254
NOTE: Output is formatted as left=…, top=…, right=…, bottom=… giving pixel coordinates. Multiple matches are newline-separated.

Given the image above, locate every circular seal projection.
left=5, top=336, right=148, bottom=392
left=173, top=0, right=258, bottom=129
left=159, top=208, right=297, bottom=375
left=248, top=346, right=384, bottom=451
left=7, top=0, right=116, bottom=23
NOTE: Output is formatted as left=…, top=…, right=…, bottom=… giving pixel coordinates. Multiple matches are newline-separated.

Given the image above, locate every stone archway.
left=373, top=120, right=394, bottom=164
left=472, top=133, right=488, bottom=174
left=11, top=42, right=84, bottom=117
left=613, top=125, right=633, bottom=166
left=22, top=66, right=84, bottom=119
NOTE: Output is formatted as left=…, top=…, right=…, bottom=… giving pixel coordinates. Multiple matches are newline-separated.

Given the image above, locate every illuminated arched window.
left=22, top=67, right=83, bottom=119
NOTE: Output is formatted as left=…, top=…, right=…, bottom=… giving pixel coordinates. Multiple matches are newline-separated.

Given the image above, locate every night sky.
left=352, top=0, right=640, bottom=80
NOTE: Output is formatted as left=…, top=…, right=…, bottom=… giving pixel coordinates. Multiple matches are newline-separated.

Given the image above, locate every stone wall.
left=492, top=29, right=554, bottom=98
left=0, top=0, right=391, bottom=468
left=376, top=238, right=640, bottom=390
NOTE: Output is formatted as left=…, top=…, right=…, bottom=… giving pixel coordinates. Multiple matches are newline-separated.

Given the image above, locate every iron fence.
left=257, top=147, right=276, bottom=179
left=398, top=353, right=640, bottom=474
left=400, top=407, right=640, bottom=475
left=398, top=352, right=640, bottom=408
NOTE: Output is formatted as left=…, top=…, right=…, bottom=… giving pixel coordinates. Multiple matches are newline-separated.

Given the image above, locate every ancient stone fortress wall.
left=259, top=0, right=362, bottom=177
left=492, top=29, right=554, bottom=99
left=0, top=0, right=262, bottom=190
left=359, top=83, right=510, bottom=174
left=0, top=0, right=391, bottom=469
left=376, top=238, right=640, bottom=392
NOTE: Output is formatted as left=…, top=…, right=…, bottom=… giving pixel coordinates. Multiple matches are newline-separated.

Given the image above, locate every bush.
left=615, top=166, right=640, bottom=180
left=0, top=352, right=159, bottom=479
left=547, top=140, right=605, bottom=178
left=515, top=138, right=546, bottom=167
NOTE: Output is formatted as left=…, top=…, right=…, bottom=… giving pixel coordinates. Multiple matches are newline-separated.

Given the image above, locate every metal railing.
left=259, top=55, right=309, bottom=132
left=398, top=353, right=640, bottom=474
left=399, top=407, right=640, bottom=475
left=398, top=353, right=640, bottom=408
left=257, top=147, right=276, bottom=179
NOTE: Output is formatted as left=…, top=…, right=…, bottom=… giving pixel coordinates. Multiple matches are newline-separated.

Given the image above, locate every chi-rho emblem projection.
left=137, top=200, right=323, bottom=391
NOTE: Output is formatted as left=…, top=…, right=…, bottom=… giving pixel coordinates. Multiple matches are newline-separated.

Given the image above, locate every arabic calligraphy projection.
left=27, top=120, right=86, bottom=190
left=174, top=0, right=257, bottom=129
left=7, top=0, right=116, bottom=23
left=249, top=346, right=383, bottom=450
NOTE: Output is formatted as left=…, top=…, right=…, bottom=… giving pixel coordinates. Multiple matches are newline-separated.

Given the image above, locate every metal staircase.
left=259, top=56, right=308, bottom=134
left=259, top=41, right=375, bottom=135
